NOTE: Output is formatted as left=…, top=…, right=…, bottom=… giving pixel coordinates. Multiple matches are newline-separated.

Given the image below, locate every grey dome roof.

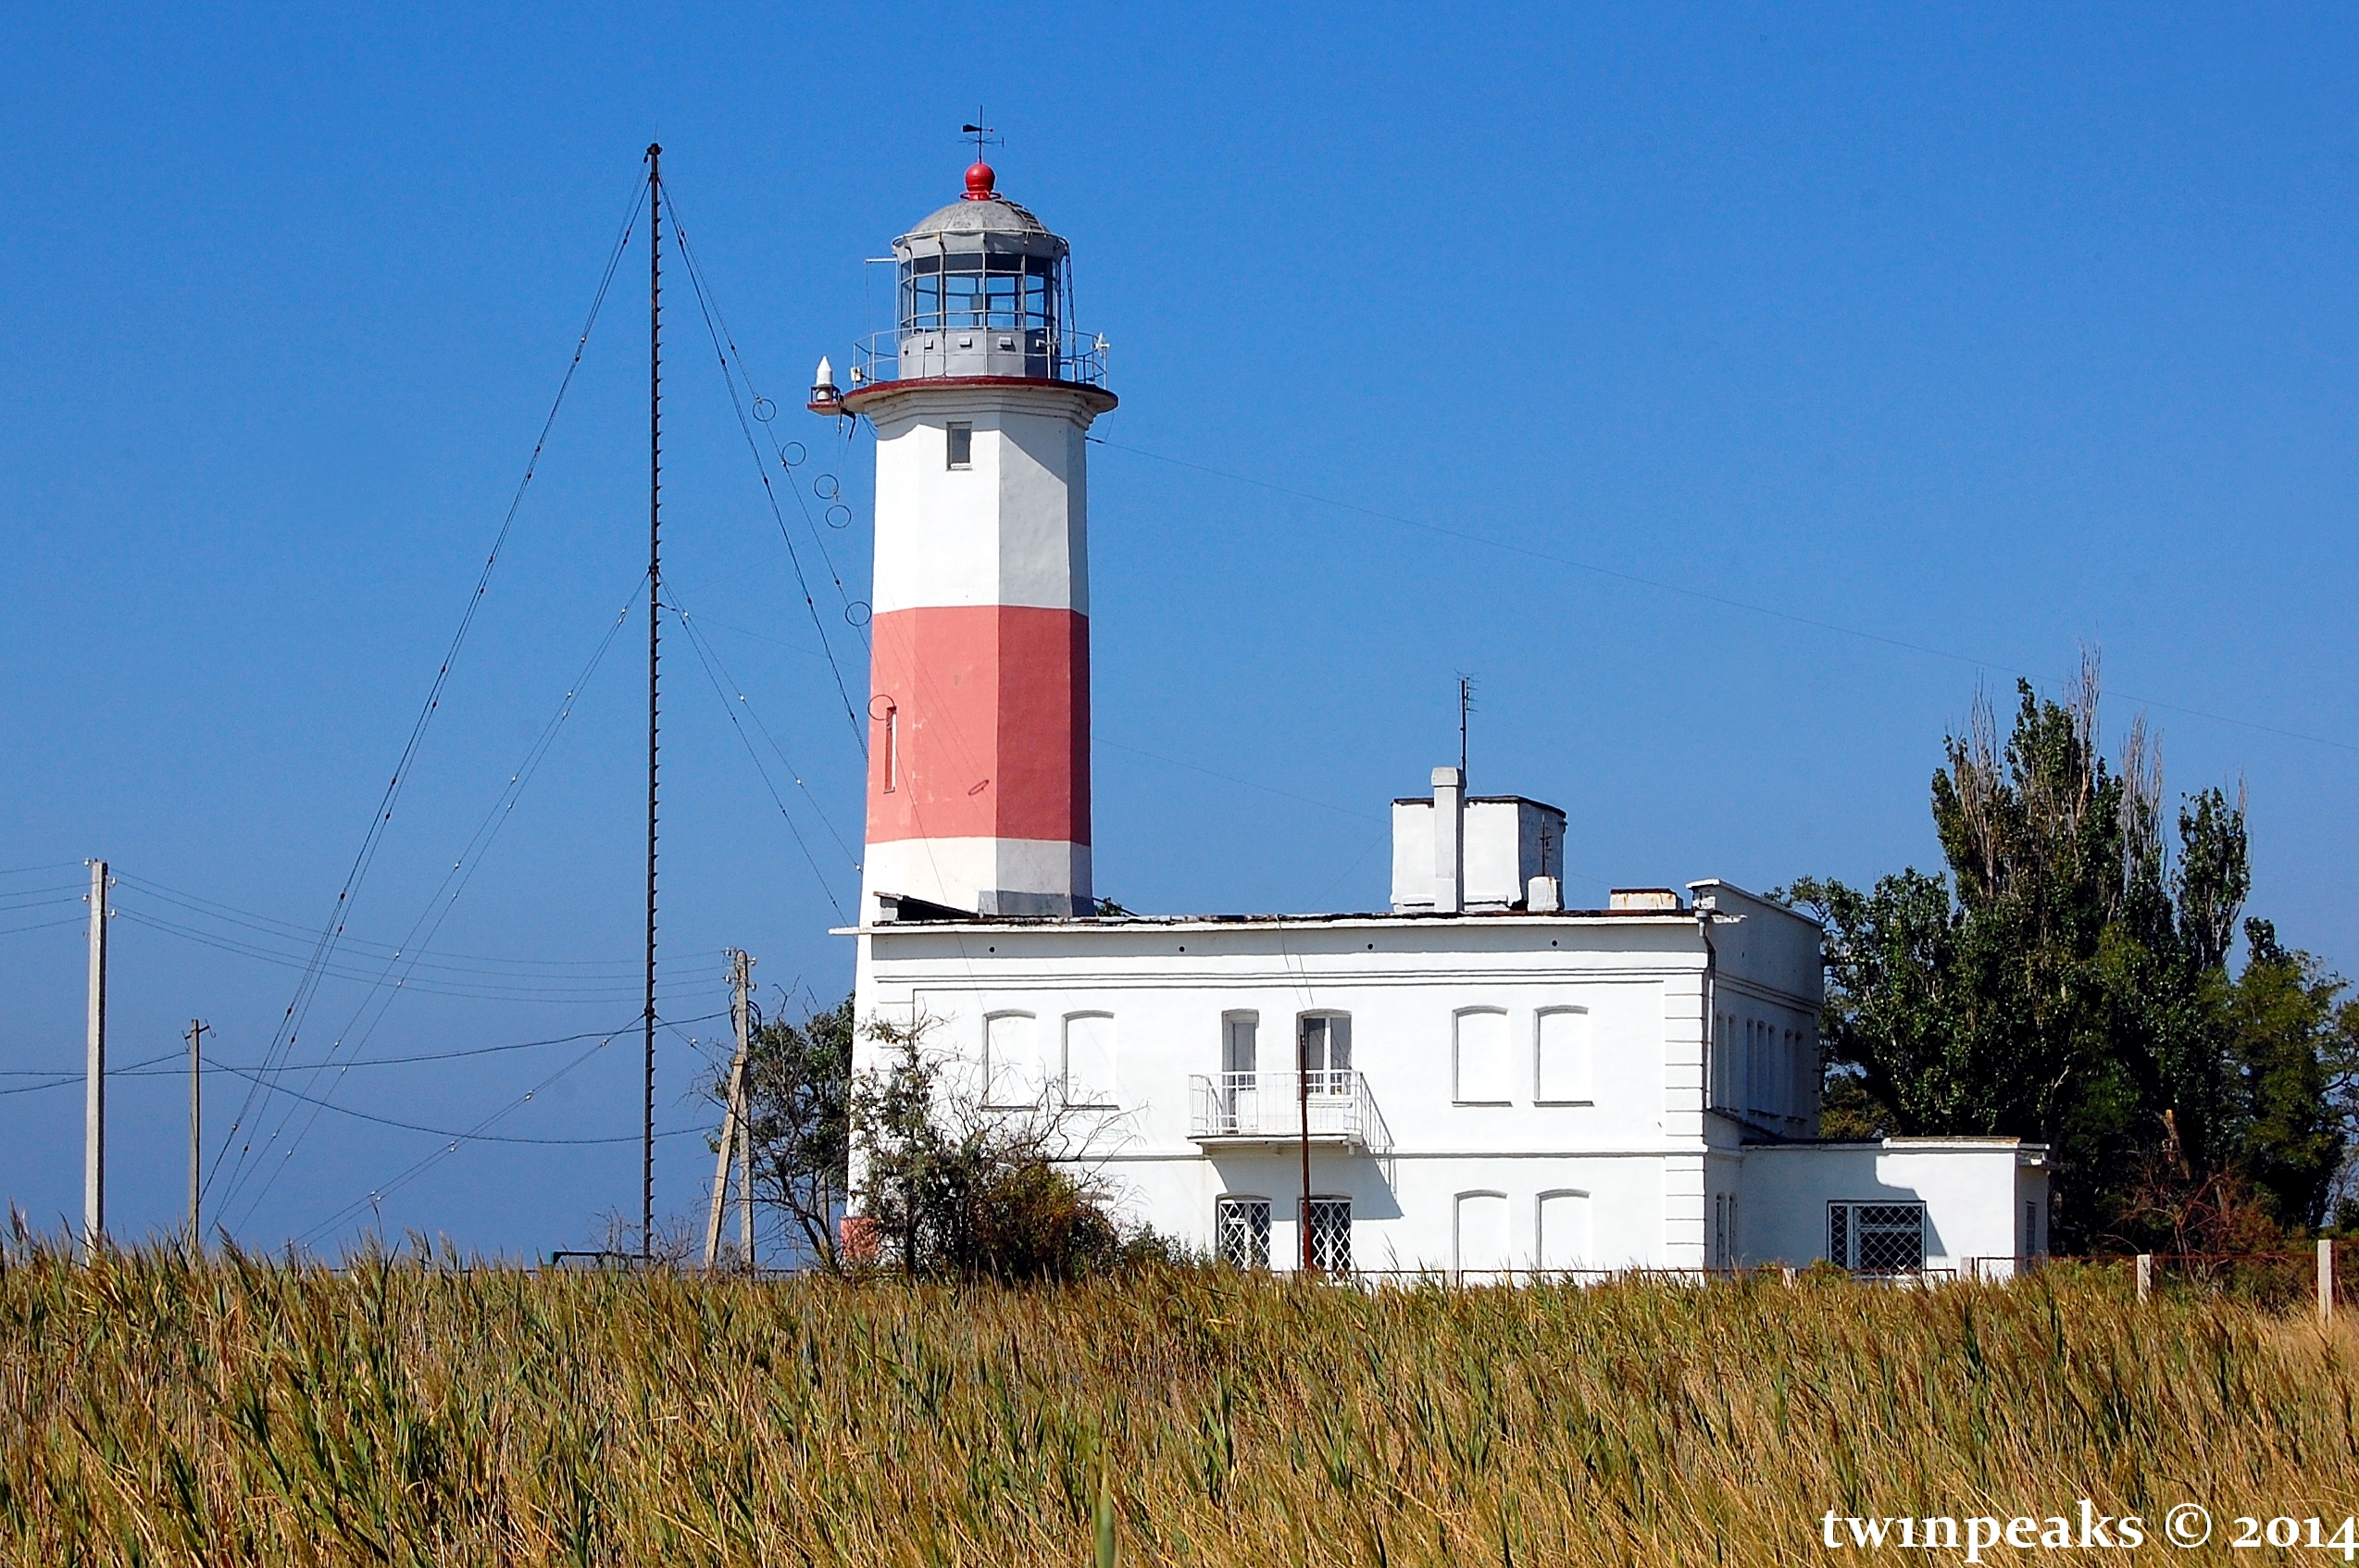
left=901, top=193, right=1055, bottom=242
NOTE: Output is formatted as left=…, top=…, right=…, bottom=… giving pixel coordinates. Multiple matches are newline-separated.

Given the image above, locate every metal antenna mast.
left=1457, top=675, right=1475, bottom=779
left=187, top=1019, right=209, bottom=1245
left=643, top=142, right=663, bottom=1262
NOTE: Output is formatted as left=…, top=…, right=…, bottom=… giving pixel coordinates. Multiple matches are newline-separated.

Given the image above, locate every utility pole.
left=1298, top=1021, right=1314, bottom=1275
left=737, top=1009, right=755, bottom=1269
left=187, top=1019, right=210, bottom=1246
left=704, top=950, right=756, bottom=1273
left=83, top=860, right=108, bottom=1262
left=643, top=141, right=663, bottom=1263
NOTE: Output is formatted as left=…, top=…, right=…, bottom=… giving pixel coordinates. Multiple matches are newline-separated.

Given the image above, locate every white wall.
left=866, top=384, right=1095, bottom=616
left=1740, top=1140, right=2049, bottom=1276
left=842, top=898, right=2041, bottom=1283
left=852, top=910, right=1753, bottom=1271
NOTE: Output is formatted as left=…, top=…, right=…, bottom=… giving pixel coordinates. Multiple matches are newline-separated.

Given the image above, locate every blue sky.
left=3, top=4, right=2352, bottom=1256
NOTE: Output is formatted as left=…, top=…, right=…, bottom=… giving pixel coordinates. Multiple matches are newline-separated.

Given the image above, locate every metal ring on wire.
left=868, top=693, right=895, bottom=720
left=845, top=601, right=872, bottom=628
left=780, top=442, right=806, bottom=467
left=814, top=474, right=840, bottom=501
left=753, top=397, right=777, bottom=422
left=825, top=504, right=853, bottom=529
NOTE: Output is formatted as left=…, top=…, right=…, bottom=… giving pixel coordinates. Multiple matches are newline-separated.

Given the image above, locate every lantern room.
left=860, top=162, right=1105, bottom=387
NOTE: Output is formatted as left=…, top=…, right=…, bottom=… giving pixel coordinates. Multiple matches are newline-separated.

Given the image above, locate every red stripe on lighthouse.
left=866, top=604, right=1091, bottom=846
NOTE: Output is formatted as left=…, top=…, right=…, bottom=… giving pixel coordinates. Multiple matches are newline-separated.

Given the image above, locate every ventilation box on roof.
left=1391, top=767, right=1568, bottom=914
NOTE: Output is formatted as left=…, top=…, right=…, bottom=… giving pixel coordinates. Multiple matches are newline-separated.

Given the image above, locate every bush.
left=851, top=1014, right=1173, bottom=1283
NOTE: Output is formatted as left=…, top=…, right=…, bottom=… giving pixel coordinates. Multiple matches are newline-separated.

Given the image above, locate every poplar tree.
left=1789, top=664, right=2353, bottom=1251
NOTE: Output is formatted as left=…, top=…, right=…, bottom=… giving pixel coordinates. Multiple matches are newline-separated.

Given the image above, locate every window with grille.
left=1217, top=1197, right=1269, bottom=1270
left=1304, top=1196, right=1352, bottom=1274
left=1828, top=1201, right=1925, bottom=1273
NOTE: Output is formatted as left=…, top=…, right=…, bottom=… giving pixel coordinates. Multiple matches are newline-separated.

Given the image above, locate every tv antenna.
left=960, top=113, right=1001, bottom=160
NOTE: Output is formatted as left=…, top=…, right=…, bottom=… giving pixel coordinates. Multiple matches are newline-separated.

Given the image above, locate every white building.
left=818, top=162, right=2047, bottom=1279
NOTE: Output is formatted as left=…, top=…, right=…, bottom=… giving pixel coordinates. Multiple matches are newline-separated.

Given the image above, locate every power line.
left=209, top=177, right=651, bottom=1218
left=287, top=1021, right=693, bottom=1250
left=0, top=1015, right=730, bottom=1086
left=659, top=183, right=868, bottom=755
left=113, top=875, right=643, bottom=975
left=1090, top=435, right=2359, bottom=758
left=113, top=911, right=699, bottom=1003
left=222, top=572, right=651, bottom=1229
left=0, top=914, right=91, bottom=939
left=201, top=1059, right=696, bottom=1146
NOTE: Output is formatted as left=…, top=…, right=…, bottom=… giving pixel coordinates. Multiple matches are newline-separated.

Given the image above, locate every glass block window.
left=1217, top=1197, right=1269, bottom=1270
left=1829, top=1201, right=1925, bottom=1273
left=1304, top=1196, right=1353, bottom=1275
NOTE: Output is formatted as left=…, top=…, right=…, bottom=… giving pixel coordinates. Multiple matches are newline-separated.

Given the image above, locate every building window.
left=1062, top=1013, right=1117, bottom=1106
left=1453, top=1007, right=1511, bottom=1103
left=1304, top=1195, right=1352, bottom=1274
left=1217, top=1197, right=1269, bottom=1270
left=1455, top=1190, right=1511, bottom=1277
left=1298, top=1014, right=1352, bottom=1095
left=1829, top=1201, right=1925, bottom=1274
left=1218, top=1012, right=1258, bottom=1125
left=982, top=1013, right=1037, bottom=1108
left=1537, top=1190, right=1591, bottom=1275
left=946, top=421, right=973, bottom=468
left=2025, top=1200, right=2041, bottom=1258
left=1535, top=1006, right=1591, bottom=1102
left=1222, top=1013, right=1257, bottom=1077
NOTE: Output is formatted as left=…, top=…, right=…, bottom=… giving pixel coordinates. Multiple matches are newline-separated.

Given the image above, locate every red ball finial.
left=964, top=161, right=996, bottom=200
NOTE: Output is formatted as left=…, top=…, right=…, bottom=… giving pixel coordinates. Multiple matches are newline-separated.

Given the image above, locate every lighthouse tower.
left=821, top=161, right=1116, bottom=919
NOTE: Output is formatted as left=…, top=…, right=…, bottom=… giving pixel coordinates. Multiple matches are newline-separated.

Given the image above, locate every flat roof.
left=838, top=905, right=1716, bottom=938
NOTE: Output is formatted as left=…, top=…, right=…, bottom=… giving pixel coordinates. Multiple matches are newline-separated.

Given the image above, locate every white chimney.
left=1431, top=765, right=1465, bottom=914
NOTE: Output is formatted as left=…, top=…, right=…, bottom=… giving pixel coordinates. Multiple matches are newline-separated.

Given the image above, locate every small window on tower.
left=946, top=422, right=973, bottom=469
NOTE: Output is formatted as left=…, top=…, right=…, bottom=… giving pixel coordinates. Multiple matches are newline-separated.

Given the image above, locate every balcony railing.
left=1188, top=1072, right=1392, bottom=1155
left=849, top=328, right=1109, bottom=391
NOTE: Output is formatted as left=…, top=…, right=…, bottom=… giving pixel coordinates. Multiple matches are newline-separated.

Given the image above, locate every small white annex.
left=820, top=163, right=2046, bottom=1279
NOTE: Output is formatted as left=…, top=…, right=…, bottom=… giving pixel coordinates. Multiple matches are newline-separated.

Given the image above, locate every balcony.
left=1188, top=1072, right=1393, bottom=1156
left=850, top=328, right=1110, bottom=390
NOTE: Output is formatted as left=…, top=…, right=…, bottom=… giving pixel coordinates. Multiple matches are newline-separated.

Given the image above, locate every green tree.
left=2221, top=921, right=2355, bottom=1230
left=1789, top=663, right=2348, bottom=1251
left=734, top=992, right=855, bottom=1271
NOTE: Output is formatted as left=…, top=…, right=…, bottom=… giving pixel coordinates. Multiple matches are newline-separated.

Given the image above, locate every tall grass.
left=3, top=1238, right=2354, bottom=1564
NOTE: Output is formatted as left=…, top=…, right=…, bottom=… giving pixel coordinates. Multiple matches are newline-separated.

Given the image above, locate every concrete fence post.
left=2320, top=1238, right=2336, bottom=1325
left=2135, top=1253, right=2153, bottom=1302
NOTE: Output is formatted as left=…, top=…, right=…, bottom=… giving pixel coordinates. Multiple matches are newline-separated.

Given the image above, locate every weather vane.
left=960, top=112, right=1000, bottom=160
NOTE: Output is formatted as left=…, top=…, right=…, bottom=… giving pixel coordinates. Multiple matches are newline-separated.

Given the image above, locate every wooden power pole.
left=704, top=950, right=755, bottom=1273
left=83, top=860, right=108, bottom=1262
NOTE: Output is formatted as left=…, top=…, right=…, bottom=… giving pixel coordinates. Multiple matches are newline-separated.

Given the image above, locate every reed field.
left=4, top=1241, right=2357, bottom=1565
